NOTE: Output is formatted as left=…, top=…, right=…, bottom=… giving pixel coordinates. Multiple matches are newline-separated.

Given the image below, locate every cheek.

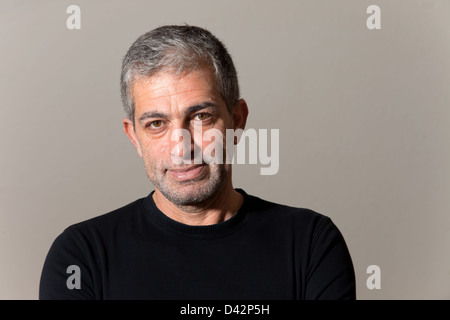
left=140, top=138, right=172, bottom=163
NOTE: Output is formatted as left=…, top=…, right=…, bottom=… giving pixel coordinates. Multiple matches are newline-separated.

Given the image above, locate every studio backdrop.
left=0, top=0, right=449, bottom=299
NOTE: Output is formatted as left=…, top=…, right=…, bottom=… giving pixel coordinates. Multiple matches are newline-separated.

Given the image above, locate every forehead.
left=132, top=67, right=222, bottom=110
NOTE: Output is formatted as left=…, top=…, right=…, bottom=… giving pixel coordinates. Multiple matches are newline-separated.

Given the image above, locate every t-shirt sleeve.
left=305, top=217, right=356, bottom=300
left=39, top=227, right=97, bottom=300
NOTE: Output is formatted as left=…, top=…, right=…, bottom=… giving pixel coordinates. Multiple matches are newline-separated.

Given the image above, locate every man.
left=39, top=25, right=356, bottom=300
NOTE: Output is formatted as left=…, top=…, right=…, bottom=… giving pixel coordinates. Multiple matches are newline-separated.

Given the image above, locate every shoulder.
left=39, top=199, right=145, bottom=300
left=74, top=197, right=143, bottom=227
left=242, top=191, right=345, bottom=247
left=244, top=191, right=331, bottom=228
left=58, top=197, right=145, bottom=244
left=43, top=197, right=146, bottom=272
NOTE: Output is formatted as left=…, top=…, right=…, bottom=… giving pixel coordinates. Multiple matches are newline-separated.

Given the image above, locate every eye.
left=147, top=120, right=162, bottom=128
left=195, top=113, right=210, bottom=121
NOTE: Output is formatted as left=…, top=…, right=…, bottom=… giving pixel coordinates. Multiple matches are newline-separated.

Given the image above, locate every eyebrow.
left=137, top=102, right=217, bottom=125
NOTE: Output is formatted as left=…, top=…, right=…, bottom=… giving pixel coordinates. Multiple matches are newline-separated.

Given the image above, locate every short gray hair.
left=120, top=25, right=240, bottom=122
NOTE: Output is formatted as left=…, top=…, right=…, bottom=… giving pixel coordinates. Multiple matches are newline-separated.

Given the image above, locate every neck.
left=152, top=180, right=244, bottom=226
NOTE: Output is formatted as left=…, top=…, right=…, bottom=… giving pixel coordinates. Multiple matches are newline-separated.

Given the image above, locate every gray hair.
left=120, top=25, right=240, bottom=123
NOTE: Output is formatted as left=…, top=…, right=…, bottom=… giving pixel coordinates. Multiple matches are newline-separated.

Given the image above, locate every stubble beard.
left=143, top=157, right=230, bottom=207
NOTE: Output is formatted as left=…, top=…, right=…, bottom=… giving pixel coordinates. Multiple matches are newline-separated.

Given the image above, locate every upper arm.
left=39, top=227, right=97, bottom=300
left=305, top=218, right=356, bottom=300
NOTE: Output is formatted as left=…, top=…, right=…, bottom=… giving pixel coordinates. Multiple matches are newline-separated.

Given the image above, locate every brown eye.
left=195, top=113, right=209, bottom=121
left=149, top=120, right=162, bottom=128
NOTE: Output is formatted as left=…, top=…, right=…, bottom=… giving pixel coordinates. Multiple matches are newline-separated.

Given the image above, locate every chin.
left=160, top=180, right=222, bottom=206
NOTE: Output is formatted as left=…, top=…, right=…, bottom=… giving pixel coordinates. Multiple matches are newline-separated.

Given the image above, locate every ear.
left=123, top=118, right=143, bottom=158
left=231, top=99, right=249, bottom=132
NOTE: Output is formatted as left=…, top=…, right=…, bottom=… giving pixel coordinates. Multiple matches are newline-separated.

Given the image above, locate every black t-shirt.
left=39, top=189, right=356, bottom=300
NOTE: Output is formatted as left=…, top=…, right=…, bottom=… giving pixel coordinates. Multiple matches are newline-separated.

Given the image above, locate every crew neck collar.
left=142, top=188, right=252, bottom=239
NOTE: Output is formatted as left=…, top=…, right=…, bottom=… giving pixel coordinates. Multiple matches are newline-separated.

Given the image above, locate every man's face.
left=124, top=67, right=240, bottom=206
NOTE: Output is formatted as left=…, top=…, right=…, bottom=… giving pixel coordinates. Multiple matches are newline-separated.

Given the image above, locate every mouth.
left=167, top=164, right=207, bottom=182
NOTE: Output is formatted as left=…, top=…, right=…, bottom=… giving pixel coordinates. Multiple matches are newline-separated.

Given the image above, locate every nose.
left=169, top=121, right=203, bottom=165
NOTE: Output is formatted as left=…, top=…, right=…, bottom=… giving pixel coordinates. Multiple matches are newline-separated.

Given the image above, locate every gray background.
left=1, top=0, right=449, bottom=300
